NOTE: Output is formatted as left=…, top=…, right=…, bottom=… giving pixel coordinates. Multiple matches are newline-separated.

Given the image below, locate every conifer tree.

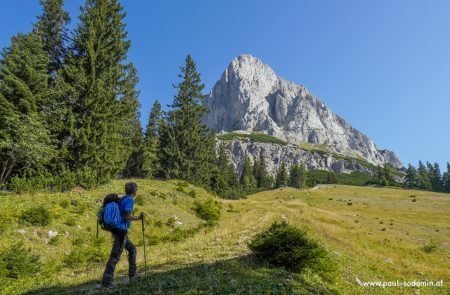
left=36, top=0, right=70, bottom=74
left=256, top=150, right=269, bottom=188
left=430, top=162, right=443, bottom=192
left=240, top=153, right=257, bottom=193
left=383, top=162, right=394, bottom=186
left=275, top=161, right=288, bottom=188
left=159, top=55, right=216, bottom=186
left=0, top=33, right=54, bottom=185
left=405, top=164, right=419, bottom=188
left=143, top=100, right=162, bottom=177
left=417, top=161, right=431, bottom=190
left=289, top=164, right=300, bottom=188
left=443, top=163, right=450, bottom=193
left=63, top=0, right=139, bottom=182
left=299, top=163, right=307, bottom=189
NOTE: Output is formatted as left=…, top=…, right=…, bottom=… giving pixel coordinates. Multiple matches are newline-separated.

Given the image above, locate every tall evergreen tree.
left=63, top=0, right=139, bottom=182
left=288, top=164, right=302, bottom=188
left=383, top=162, right=394, bottom=186
left=158, top=55, right=216, bottom=186
left=240, top=153, right=257, bottom=193
left=299, top=163, right=307, bottom=189
left=143, top=100, right=162, bottom=177
left=405, top=164, right=419, bottom=188
left=255, top=150, right=269, bottom=188
left=275, top=161, right=288, bottom=188
left=443, top=163, right=450, bottom=193
left=0, top=33, right=54, bottom=186
left=429, top=162, right=443, bottom=192
left=36, top=0, right=70, bottom=74
left=417, top=161, right=431, bottom=190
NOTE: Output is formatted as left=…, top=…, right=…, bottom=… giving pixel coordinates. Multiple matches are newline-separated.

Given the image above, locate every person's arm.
left=123, top=212, right=143, bottom=221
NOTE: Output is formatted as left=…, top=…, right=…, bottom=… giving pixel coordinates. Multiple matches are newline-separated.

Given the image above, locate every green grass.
left=217, top=132, right=289, bottom=146
left=0, top=181, right=449, bottom=294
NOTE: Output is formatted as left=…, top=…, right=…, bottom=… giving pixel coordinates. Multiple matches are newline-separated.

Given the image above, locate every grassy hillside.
left=0, top=181, right=449, bottom=294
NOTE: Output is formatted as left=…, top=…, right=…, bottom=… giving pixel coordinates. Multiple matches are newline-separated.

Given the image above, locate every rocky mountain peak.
left=204, top=55, right=403, bottom=169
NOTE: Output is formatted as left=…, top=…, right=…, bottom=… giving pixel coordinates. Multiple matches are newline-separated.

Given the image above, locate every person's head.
left=125, top=182, right=138, bottom=197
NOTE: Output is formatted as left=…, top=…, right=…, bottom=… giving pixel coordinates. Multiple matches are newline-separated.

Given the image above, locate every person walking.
left=101, top=182, right=143, bottom=291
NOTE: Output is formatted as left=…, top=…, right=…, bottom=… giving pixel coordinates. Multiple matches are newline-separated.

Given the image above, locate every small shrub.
left=422, top=240, right=438, bottom=253
left=381, top=227, right=387, bottom=231
left=154, top=220, right=163, bottom=228
left=412, top=199, right=417, bottom=202
left=48, top=235, right=61, bottom=246
left=188, top=190, right=197, bottom=198
left=0, top=242, right=41, bottom=279
left=248, top=221, right=332, bottom=275
left=75, top=166, right=98, bottom=190
left=64, top=239, right=107, bottom=267
left=194, top=198, right=221, bottom=226
left=166, top=217, right=177, bottom=228
left=409, top=195, right=416, bottom=198
left=59, top=200, right=70, bottom=209
left=177, top=181, right=189, bottom=188
left=19, top=206, right=52, bottom=226
left=150, top=191, right=158, bottom=197
left=64, top=217, right=76, bottom=226
left=176, top=186, right=185, bottom=193
left=347, top=202, right=353, bottom=206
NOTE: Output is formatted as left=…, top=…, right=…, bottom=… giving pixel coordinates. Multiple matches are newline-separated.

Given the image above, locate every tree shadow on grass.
left=27, top=255, right=335, bottom=295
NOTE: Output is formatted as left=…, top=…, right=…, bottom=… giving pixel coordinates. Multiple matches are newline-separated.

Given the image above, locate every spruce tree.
left=143, top=100, right=162, bottom=177
left=299, top=163, right=307, bottom=189
left=275, top=161, right=288, bottom=188
left=63, top=0, right=139, bottom=182
left=443, top=163, right=450, bottom=193
left=240, top=153, right=257, bottom=193
left=417, top=161, right=431, bottom=190
left=0, top=33, right=54, bottom=186
left=159, top=55, right=216, bottom=186
left=36, top=0, right=70, bottom=74
left=256, top=150, right=269, bottom=188
left=289, top=164, right=301, bottom=188
left=430, top=162, right=443, bottom=192
left=405, top=164, right=419, bottom=188
left=383, top=163, right=394, bottom=186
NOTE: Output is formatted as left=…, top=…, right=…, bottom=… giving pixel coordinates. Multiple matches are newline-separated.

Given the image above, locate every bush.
left=248, top=221, right=332, bottom=275
left=422, top=240, right=438, bottom=253
left=75, top=167, right=98, bottom=190
left=188, top=190, right=197, bottom=198
left=19, top=206, right=52, bottom=226
left=64, top=238, right=107, bottom=267
left=194, top=198, right=221, bottom=226
left=0, top=242, right=41, bottom=279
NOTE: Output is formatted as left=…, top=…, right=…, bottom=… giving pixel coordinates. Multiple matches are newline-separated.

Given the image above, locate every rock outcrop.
left=204, top=54, right=403, bottom=170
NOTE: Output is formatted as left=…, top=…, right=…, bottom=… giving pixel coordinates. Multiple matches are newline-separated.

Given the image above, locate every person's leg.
left=101, top=230, right=126, bottom=287
left=124, top=235, right=137, bottom=278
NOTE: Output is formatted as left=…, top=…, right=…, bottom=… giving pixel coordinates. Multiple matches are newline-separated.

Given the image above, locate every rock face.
left=204, top=54, right=403, bottom=170
left=220, top=139, right=374, bottom=176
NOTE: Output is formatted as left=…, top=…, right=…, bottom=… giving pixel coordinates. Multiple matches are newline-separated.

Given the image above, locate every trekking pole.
left=141, top=214, right=147, bottom=276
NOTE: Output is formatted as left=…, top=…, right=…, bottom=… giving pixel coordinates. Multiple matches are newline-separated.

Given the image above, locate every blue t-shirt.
left=118, top=195, right=134, bottom=231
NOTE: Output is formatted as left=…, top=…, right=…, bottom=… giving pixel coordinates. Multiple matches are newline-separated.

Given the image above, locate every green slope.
left=0, top=181, right=449, bottom=294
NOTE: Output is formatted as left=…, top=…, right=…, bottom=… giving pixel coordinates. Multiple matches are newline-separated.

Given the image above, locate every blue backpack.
left=97, top=194, right=122, bottom=237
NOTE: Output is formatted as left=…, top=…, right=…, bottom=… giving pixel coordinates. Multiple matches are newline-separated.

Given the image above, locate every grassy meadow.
left=0, top=180, right=448, bottom=294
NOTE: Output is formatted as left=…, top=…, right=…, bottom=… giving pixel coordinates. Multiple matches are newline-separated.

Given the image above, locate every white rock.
left=77, top=225, right=83, bottom=230
left=204, top=54, right=403, bottom=170
left=48, top=230, right=58, bottom=239
left=18, top=229, right=26, bottom=235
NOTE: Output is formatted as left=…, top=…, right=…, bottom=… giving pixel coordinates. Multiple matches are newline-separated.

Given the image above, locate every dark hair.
left=125, top=182, right=138, bottom=195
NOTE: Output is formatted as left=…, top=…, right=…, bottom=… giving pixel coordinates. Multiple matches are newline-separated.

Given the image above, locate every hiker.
left=101, top=182, right=143, bottom=290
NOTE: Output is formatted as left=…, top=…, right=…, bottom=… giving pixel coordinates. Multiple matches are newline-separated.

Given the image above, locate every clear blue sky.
left=1, top=0, right=449, bottom=169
